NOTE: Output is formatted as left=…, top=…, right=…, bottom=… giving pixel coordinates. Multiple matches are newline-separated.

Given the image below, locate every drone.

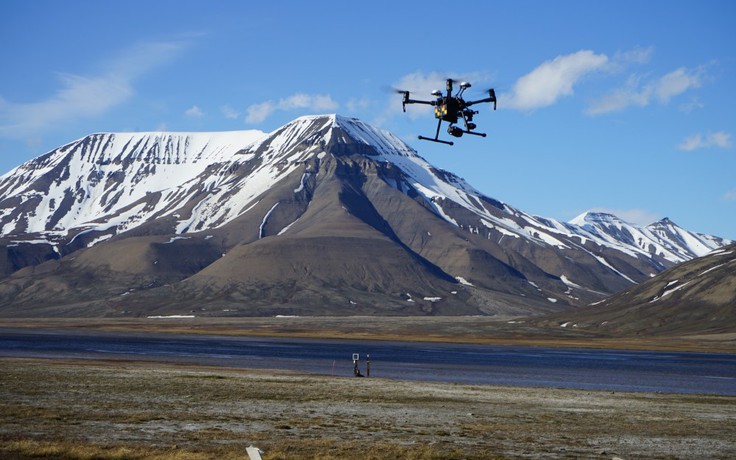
left=398, top=78, right=496, bottom=146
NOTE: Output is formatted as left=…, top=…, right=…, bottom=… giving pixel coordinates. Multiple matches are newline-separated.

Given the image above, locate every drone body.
left=399, top=79, right=496, bottom=145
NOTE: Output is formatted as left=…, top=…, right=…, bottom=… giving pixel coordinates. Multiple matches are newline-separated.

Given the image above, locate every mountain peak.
left=569, top=211, right=625, bottom=227
left=651, top=217, right=675, bottom=226
left=0, top=114, right=731, bottom=317
left=258, top=114, right=416, bottom=161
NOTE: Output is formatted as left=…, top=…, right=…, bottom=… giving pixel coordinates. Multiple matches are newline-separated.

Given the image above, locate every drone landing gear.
left=419, top=118, right=454, bottom=145
left=416, top=117, right=488, bottom=145
left=463, top=130, right=487, bottom=137
left=418, top=135, right=454, bottom=145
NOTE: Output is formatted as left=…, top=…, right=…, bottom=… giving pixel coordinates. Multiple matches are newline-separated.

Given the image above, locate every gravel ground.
left=1, top=357, right=735, bottom=459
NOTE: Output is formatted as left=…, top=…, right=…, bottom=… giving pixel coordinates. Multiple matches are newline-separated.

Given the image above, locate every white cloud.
left=245, top=101, right=277, bottom=124
left=607, top=46, right=654, bottom=72
left=585, top=75, right=647, bottom=114
left=678, top=131, right=732, bottom=151
left=679, top=97, right=705, bottom=112
left=503, top=50, right=608, bottom=111
left=244, top=93, right=338, bottom=124
left=619, top=46, right=653, bottom=64
left=587, top=66, right=704, bottom=115
left=0, top=74, right=133, bottom=137
left=656, top=68, right=700, bottom=102
left=724, top=189, right=736, bottom=202
left=346, top=97, right=372, bottom=112
left=313, top=94, right=339, bottom=111
left=220, top=105, right=239, bottom=120
left=0, top=39, right=188, bottom=139
left=184, top=105, right=204, bottom=118
left=279, top=94, right=312, bottom=110
left=587, top=207, right=662, bottom=226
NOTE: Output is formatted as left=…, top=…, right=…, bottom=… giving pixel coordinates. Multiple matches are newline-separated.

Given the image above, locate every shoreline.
left=1, top=316, right=734, bottom=353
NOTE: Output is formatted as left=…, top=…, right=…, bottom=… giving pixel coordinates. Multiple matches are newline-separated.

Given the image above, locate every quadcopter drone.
left=398, top=78, right=496, bottom=145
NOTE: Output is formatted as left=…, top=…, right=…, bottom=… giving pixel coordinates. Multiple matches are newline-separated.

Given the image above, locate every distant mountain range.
left=0, top=115, right=730, bottom=317
left=540, top=242, right=736, bottom=335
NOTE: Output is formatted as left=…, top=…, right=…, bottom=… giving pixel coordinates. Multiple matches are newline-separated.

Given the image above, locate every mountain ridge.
left=0, top=114, right=730, bottom=316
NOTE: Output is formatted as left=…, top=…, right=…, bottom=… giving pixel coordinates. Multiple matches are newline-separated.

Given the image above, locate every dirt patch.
left=2, top=357, right=735, bottom=459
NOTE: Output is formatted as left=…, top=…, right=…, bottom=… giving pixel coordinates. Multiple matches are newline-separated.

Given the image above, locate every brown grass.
left=0, top=438, right=496, bottom=460
left=0, top=439, right=220, bottom=459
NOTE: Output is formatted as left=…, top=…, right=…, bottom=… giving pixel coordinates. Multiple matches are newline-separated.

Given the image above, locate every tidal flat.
left=1, top=357, right=735, bottom=459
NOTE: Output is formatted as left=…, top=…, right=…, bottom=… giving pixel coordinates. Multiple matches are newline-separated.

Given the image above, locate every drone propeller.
left=488, top=88, right=497, bottom=110
left=475, top=88, right=497, bottom=110
left=466, top=86, right=499, bottom=110
left=391, top=88, right=411, bottom=112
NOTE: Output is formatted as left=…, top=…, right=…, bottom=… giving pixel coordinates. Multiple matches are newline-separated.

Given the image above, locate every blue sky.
left=1, top=1, right=734, bottom=239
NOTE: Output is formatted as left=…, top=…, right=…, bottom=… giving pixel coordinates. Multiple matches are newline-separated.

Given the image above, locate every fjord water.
left=1, top=329, right=734, bottom=395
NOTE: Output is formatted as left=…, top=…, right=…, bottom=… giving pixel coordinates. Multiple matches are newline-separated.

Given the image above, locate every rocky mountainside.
left=0, top=115, right=730, bottom=317
left=541, top=243, right=736, bottom=335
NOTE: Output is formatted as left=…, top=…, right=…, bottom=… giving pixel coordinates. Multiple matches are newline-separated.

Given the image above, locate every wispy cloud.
left=679, top=97, right=705, bottom=113
left=724, top=189, right=736, bottom=202
left=502, top=50, right=608, bottom=111
left=376, top=48, right=704, bottom=126
left=678, top=131, right=732, bottom=151
left=346, top=97, right=373, bottom=113
left=0, top=74, right=134, bottom=137
left=244, top=93, right=338, bottom=124
left=220, top=105, right=239, bottom=120
left=587, top=66, right=704, bottom=115
left=184, top=105, right=204, bottom=118
left=0, top=39, right=189, bottom=138
left=585, top=207, right=662, bottom=226
left=607, top=46, right=654, bottom=72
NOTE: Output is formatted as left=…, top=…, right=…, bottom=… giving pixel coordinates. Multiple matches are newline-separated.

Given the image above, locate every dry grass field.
left=1, top=357, right=735, bottom=459
left=2, top=317, right=735, bottom=458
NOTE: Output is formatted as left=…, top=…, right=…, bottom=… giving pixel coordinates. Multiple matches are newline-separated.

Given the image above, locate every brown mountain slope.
left=0, top=115, right=730, bottom=318
left=0, top=136, right=558, bottom=317
left=538, top=243, right=736, bottom=335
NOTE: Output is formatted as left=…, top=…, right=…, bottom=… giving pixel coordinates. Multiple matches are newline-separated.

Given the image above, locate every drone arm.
left=466, top=89, right=497, bottom=110
left=403, top=98, right=434, bottom=113
left=406, top=98, right=436, bottom=106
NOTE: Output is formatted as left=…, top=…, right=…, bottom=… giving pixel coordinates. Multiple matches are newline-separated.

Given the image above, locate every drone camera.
left=448, top=126, right=464, bottom=138
left=467, top=122, right=477, bottom=130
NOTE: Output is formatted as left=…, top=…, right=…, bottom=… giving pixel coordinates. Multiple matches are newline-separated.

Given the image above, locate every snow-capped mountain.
left=569, top=212, right=725, bottom=264
left=0, top=115, right=730, bottom=316
left=0, top=129, right=264, bottom=244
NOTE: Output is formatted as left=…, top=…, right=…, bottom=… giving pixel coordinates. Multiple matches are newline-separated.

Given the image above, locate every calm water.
left=1, top=328, right=735, bottom=395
